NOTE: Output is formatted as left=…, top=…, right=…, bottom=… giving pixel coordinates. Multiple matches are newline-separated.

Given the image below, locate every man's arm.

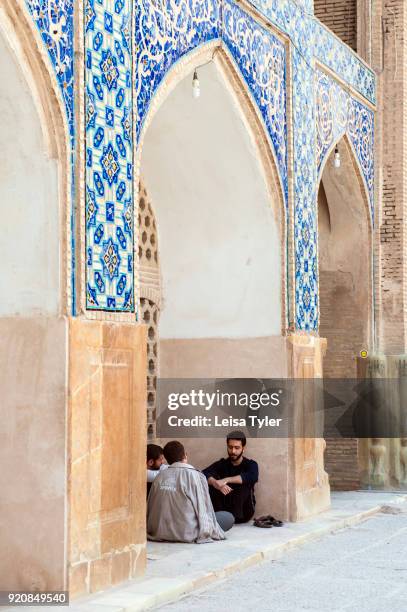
left=203, top=460, right=233, bottom=495
left=239, top=460, right=259, bottom=485
left=202, top=460, right=221, bottom=480
left=146, top=463, right=168, bottom=483
left=215, top=462, right=259, bottom=487
left=207, top=475, right=233, bottom=495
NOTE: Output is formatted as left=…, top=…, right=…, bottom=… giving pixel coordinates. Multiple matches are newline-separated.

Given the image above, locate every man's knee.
left=215, top=511, right=235, bottom=532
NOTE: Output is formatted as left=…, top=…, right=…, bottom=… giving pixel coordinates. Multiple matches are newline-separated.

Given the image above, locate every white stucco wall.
left=141, top=63, right=281, bottom=339
left=0, top=31, right=60, bottom=316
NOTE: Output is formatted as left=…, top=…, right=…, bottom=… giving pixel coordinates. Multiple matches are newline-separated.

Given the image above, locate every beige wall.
left=160, top=336, right=288, bottom=378
left=159, top=336, right=291, bottom=519
left=0, top=23, right=61, bottom=317
left=141, top=62, right=283, bottom=341
left=0, top=16, right=68, bottom=592
left=0, top=317, right=67, bottom=590
left=159, top=335, right=330, bottom=521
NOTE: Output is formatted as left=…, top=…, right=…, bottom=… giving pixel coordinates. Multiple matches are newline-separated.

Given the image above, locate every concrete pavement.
left=11, top=491, right=407, bottom=612
left=160, top=500, right=407, bottom=611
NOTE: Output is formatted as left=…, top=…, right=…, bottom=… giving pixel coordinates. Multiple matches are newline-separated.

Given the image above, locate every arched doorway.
left=138, top=50, right=295, bottom=518
left=318, top=137, right=373, bottom=490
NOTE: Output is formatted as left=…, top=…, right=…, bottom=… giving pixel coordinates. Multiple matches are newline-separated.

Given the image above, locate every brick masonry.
left=314, top=0, right=357, bottom=50
left=324, top=438, right=360, bottom=490
left=317, top=0, right=407, bottom=490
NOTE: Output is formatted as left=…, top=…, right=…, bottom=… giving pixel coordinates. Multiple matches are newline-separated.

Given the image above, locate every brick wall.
left=319, top=269, right=363, bottom=489
left=314, top=0, right=357, bottom=50
left=374, top=0, right=406, bottom=354
left=324, top=438, right=360, bottom=490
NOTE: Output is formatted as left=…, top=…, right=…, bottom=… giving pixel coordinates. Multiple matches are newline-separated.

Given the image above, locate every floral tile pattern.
left=134, top=0, right=220, bottom=142
left=316, top=69, right=374, bottom=217
left=222, top=0, right=288, bottom=203
left=25, top=0, right=376, bottom=329
left=25, top=0, right=74, bottom=136
left=84, top=0, right=134, bottom=311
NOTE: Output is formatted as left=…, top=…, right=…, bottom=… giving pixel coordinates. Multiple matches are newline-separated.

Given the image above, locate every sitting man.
left=146, top=443, right=168, bottom=497
left=203, top=431, right=258, bottom=523
left=147, top=440, right=234, bottom=543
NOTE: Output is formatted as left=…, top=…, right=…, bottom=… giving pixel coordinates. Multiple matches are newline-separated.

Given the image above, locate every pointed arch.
left=317, top=131, right=373, bottom=232
left=317, top=133, right=374, bottom=363
left=136, top=42, right=288, bottom=332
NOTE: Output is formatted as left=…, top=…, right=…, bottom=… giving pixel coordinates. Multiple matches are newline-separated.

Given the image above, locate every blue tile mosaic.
left=85, top=0, right=134, bottom=311
left=222, top=0, right=288, bottom=203
left=316, top=69, right=374, bottom=217
left=135, top=0, right=288, bottom=204
left=134, top=0, right=220, bottom=142
left=293, top=48, right=318, bottom=331
left=246, top=0, right=376, bottom=105
left=26, top=0, right=376, bottom=328
left=25, top=0, right=74, bottom=136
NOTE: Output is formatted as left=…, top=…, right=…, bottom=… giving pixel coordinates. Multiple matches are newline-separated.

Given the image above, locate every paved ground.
left=159, top=506, right=407, bottom=612
left=18, top=492, right=403, bottom=612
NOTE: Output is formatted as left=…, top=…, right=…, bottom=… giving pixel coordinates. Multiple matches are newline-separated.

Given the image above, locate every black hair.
left=226, top=430, right=246, bottom=447
left=163, top=440, right=186, bottom=464
left=147, top=443, right=164, bottom=462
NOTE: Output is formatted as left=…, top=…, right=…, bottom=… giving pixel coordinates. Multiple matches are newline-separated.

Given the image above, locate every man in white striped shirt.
left=147, top=441, right=234, bottom=543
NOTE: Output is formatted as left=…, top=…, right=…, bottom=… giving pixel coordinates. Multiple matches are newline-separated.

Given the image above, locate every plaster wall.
left=0, top=29, right=60, bottom=316
left=159, top=335, right=290, bottom=518
left=141, top=62, right=282, bottom=340
left=0, top=25, right=66, bottom=591
left=159, top=335, right=330, bottom=521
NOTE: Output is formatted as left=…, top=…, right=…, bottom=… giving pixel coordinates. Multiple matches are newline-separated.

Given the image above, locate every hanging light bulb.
left=333, top=146, right=341, bottom=168
left=192, top=70, right=200, bottom=99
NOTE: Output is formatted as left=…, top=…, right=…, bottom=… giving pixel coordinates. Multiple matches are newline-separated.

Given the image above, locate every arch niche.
left=137, top=45, right=297, bottom=519
left=0, top=0, right=69, bottom=591
left=318, top=135, right=373, bottom=491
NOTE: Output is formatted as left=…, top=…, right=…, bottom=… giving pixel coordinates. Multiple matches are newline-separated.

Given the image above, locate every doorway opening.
left=318, top=137, right=372, bottom=490
left=138, top=50, right=291, bottom=519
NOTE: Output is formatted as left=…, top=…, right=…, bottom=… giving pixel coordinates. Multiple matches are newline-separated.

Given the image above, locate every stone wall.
left=68, top=320, right=147, bottom=597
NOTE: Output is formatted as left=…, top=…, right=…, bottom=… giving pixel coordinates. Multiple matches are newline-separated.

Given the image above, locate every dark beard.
left=228, top=450, right=243, bottom=462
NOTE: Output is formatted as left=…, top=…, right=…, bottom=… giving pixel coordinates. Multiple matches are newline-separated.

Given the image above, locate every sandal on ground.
left=253, top=515, right=284, bottom=528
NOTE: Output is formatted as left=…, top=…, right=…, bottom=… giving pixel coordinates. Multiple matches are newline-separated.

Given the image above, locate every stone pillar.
left=68, top=319, right=147, bottom=597
left=287, top=334, right=330, bottom=520
left=358, top=354, right=407, bottom=491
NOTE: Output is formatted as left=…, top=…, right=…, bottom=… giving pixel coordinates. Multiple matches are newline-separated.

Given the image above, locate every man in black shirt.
left=202, top=431, right=258, bottom=523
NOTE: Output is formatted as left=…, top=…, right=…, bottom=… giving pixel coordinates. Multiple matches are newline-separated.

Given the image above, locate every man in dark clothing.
left=202, top=431, right=258, bottom=523
left=146, top=443, right=167, bottom=497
